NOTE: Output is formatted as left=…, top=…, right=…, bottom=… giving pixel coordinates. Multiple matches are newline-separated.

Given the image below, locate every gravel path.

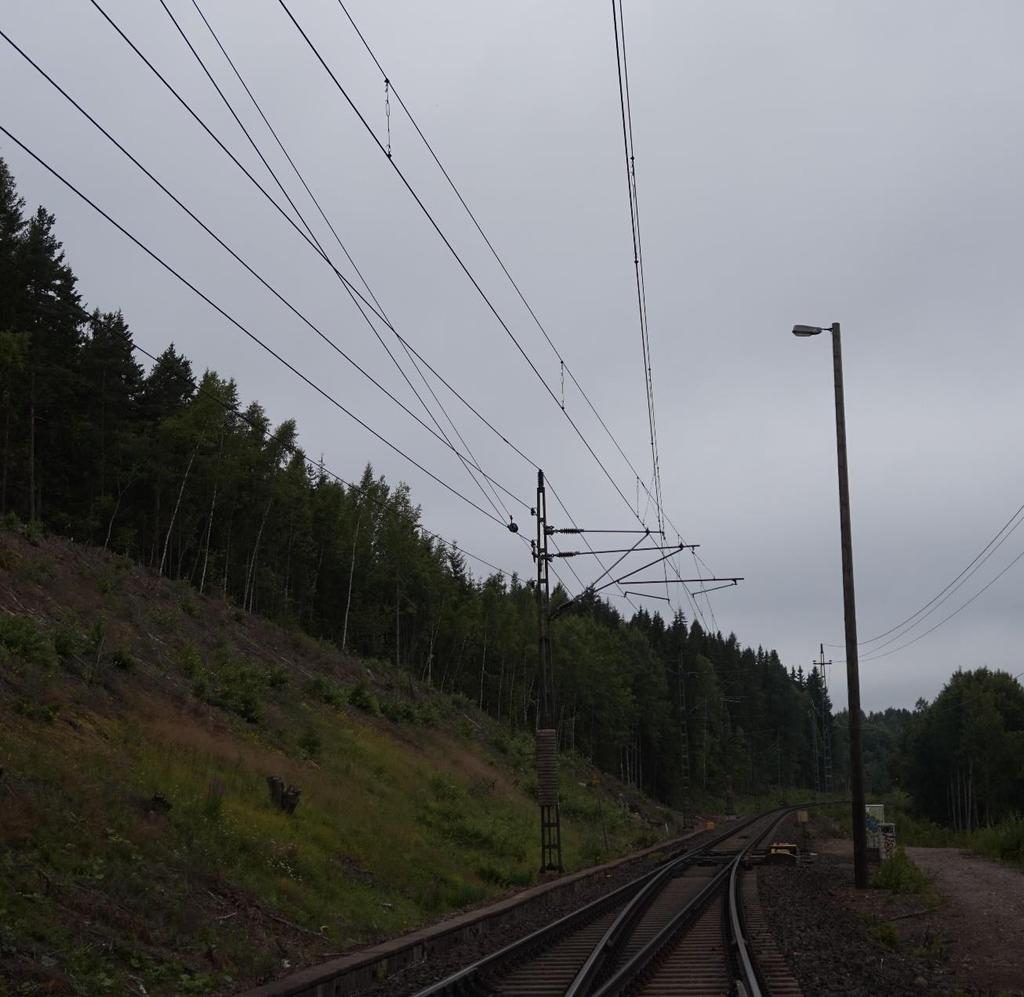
left=906, top=847, right=1024, bottom=996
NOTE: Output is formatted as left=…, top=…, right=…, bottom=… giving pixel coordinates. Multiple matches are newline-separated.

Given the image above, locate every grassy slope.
left=0, top=526, right=684, bottom=996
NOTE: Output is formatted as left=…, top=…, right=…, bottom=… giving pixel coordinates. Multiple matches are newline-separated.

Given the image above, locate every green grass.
left=0, top=623, right=675, bottom=994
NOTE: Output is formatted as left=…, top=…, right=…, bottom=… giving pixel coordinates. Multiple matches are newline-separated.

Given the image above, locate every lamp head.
left=792, top=324, right=824, bottom=337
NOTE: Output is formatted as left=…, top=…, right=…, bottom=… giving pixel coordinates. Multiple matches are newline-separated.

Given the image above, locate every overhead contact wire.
left=0, top=124, right=511, bottom=530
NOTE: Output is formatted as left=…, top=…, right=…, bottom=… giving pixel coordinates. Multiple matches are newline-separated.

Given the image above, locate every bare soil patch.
left=905, top=846, right=1024, bottom=996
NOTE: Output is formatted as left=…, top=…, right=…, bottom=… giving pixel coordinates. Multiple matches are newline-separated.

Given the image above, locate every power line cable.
left=2, top=28, right=536, bottom=528
left=84, top=0, right=559, bottom=535
left=611, top=0, right=664, bottom=539
left=0, top=123, right=514, bottom=530
left=158, top=0, right=515, bottom=526
left=0, top=29, right=529, bottom=520
left=827, top=499, right=1024, bottom=650
left=275, top=0, right=648, bottom=531
left=856, top=544, right=1024, bottom=664
left=334, top=0, right=672, bottom=534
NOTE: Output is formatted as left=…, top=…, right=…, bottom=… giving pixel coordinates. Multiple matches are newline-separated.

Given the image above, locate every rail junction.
left=414, top=807, right=804, bottom=997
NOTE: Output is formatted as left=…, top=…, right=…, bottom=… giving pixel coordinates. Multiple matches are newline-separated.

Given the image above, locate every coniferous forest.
left=6, top=154, right=1022, bottom=823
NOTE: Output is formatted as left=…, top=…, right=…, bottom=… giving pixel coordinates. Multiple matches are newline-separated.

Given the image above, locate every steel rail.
left=563, top=813, right=763, bottom=997
left=410, top=818, right=762, bottom=997
left=588, top=806, right=810, bottom=997
left=728, top=809, right=795, bottom=997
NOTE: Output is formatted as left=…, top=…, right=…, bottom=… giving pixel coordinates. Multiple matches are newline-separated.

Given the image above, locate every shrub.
left=305, top=675, right=345, bottom=707
left=53, top=625, right=81, bottom=663
left=179, top=643, right=203, bottom=678
left=871, top=848, right=931, bottom=895
left=264, top=665, right=288, bottom=690
left=0, top=614, right=56, bottom=668
left=971, top=816, right=1024, bottom=865
left=348, top=680, right=381, bottom=715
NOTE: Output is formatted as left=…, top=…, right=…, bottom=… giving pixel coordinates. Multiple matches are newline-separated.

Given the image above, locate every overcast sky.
left=3, top=1, right=1023, bottom=711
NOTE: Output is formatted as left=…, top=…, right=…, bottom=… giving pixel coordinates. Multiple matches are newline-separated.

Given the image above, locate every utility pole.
left=532, top=470, right=561, bottom=872
left=792, top=320, right=869, bottom=888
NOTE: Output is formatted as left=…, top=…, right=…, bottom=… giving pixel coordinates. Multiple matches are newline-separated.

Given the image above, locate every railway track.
left=413, top=807, right=804, bottom=997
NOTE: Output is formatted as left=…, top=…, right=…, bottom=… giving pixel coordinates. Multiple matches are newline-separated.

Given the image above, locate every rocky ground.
left=758, top=814, right=1024, bottom=996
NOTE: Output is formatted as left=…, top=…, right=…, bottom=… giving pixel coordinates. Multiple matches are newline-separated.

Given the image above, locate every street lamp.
left=792, top=321, right=868, bottom=889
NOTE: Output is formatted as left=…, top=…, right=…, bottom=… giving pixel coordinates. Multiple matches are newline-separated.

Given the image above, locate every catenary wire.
left=0, top=29, right=530, bottom=519
left=85, top=1, right=717, bottom=619
left=855, top=544, right=1024, bottom=664
left=826, top=498, right=1024, bottom=650
left=82, top=0, right=568, bottom=537
left=612, top=0, right=663, bottom=538
left=275, top=0, right=649, bottom=531
left=157, top=0, right=515, bottom=526
left=332, top=0, right=679, bottom=546
left=0, top=124, right=515, bottom=531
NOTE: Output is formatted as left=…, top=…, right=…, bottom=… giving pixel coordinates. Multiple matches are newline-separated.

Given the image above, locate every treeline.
left=0, top=155, right=833, bottom=805
left=896, top=669, right=1024, bottom=831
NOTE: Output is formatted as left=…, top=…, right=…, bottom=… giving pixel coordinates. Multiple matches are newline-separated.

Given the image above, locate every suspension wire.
left=611, top=0, right=664, bottom=541
left=692, top=549, right=721, bottom=634
left=854, top=543, right=1024, bottom=664
left=275, top=0, right=648, bottom=532
left=158, top=1, right=515, bottom=526
left=826, top=498, right=1024, bottom=650
left=0, top=28, right=530, bottom=521
left=853, top=513, right=1024, bottom=659
left=186, top=0, right=599, bottom=535
left=0, top=124, right=516, bottom=531
left=130, top=343, right=514, bottom=580
left=332, top=0, right=679, bottom=541
left=82, top=1, right=514, bottom=527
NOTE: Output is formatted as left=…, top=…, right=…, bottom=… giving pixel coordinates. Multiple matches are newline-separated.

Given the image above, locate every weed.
left=862, top=913, right=900, bottom=949
left=24, top=519, right=44, bottom=545
left=147, top=604, right=177, bottom=629
left=298, top=726, right=322, bottom=759
left=202, top=778, right=226, bottom=821
left=179, top=643, right=203, bottom=677
left=109, top=648, right=134, bottom=671
left=871, top=848, right=932, bottom=895
left=0, top=613, right=56, bottom=668
left=265, top=664, right=289, bottom=690
left=18, top=555, right=54, bottom=584
left=2, top=509, right=20, bottom=529
left=15, top=700, right=60, bottom=722
left=53, top=624, right=81, bottom=663
left=180, top=592, right=199, bottom=618
left=96, top=568, right=118, bottom=594
left=349, top=680, right=381, bottom=715
left=86, top=617, right=106, bottom=662
left=305, top=674, right=345, bottom=707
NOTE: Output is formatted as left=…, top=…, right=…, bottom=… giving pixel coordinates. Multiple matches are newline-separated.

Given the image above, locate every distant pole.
left=829, top=322, right=869, bottom=889
left=533, top=470, right=562, bottom=872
